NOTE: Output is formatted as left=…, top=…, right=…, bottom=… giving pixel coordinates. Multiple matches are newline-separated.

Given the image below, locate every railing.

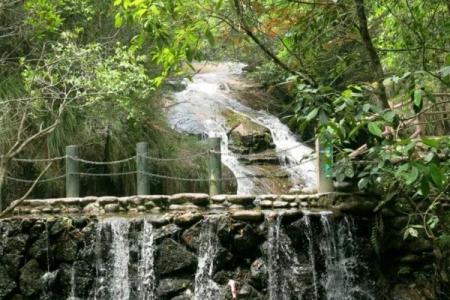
left=4, top=138, right=321, bottom=200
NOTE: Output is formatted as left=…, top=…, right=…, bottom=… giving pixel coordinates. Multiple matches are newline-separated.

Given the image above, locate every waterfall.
left=92, top=219, right=131, bottom=300
left=138, top=219, right=156, bottom=300
left=267, top=214, right=311, bottom=300
left=320, top=214, right=374, bottom=300
left=110, top=219, right=131, bottom=300
left=303, top=213, right=320, bottom=300
left=168, top=62, right=315, bottom=193
left=194, top=218, right=222, bottom=299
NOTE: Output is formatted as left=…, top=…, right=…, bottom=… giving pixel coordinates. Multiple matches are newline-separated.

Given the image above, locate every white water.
left=138, top=219, right=156, bottom=300
left=267, top=214, right=311, bottom=300
left=194, top=218, right=222, bottom=299
left=110, top=219, right=131, bottom=300
left=168, top=62, right=316, bottom=193
left=320, top=215, right=374, bottom=300
left=303, top=213, right=320, bottom=300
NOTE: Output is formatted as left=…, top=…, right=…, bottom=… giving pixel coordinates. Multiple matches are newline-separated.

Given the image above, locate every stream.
left=167, top=62, right=316, bottom=194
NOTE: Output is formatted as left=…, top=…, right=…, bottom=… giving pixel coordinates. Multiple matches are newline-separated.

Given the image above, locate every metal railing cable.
left=11, top=156, right=67, bottom=163
left=139, top=151, right=209, bottom=162
left=70, top=156, right=137, bottom=165
left=6, top=174, right=67, bottom=183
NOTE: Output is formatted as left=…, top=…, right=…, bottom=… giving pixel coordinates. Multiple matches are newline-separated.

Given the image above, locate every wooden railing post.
left=208, top=137, right=222, bottom=196
left=316, top=138, right=334, bottom=193
left=136, top=142, right=150, bottom=195
left=66, top=145, right=80, bottom=198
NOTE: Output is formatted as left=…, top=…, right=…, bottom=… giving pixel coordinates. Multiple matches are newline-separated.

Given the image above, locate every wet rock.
left=54, top=239, right=77, bottom=262
left=181, top=221, right=202, bottom=251
left=238, top=283, right=264, bottom=299
left=71, top=260, right=93, bottom=298
left=157, top=278, right=191, bottom=297
left=4, top=233, right=28, bottom=255
left=226, top=195, right=255, bottom=206
left=0, top=264, right=17, bottom=298
left=232, top=224, right=260, bottom=254
left=250, top=258, right=268, bottom=289
left=229, top=122, right=274, bottom=153
left=19, top=259, right=44, bottom=297
left=55, top=263, right=72, bottom=296
left=2, top=253, right=23, bottom=278
left=213, top=270, right=235, bottom=285
left=28, top=235, right=48, bottom=264
left=155, top=239, right=196, bottom=275
left=154, top=224, right=182, bottom=242
left=174, top=212, right=203, bottom=227
left=231, top=210, right=263, bottom=222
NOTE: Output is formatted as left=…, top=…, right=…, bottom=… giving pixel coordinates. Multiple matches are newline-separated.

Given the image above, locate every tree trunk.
left=354, top=0, right=390, bottom=109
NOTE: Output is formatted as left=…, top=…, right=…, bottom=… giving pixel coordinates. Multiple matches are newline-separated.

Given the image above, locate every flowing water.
left=267, top=214, right=312, bottom=300
left=89, top=218, right=157, bottom=300
left=319, top=214, right=375, bottom=300
left=168, top=62, right=316, bottom=194
left=194, top=218, right=222, bottom=299
left=138, top=219, right=156, bottom=300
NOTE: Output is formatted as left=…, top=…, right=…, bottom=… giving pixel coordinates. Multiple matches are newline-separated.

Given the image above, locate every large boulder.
left=155, top=239, right=197, bottom=275
left=19, top=259, right=44, bottom=297
left=229, top=123, right=273, bottom=153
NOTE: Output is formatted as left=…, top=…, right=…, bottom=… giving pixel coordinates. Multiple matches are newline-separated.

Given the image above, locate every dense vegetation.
left=0, top=0, right=449, bottom=297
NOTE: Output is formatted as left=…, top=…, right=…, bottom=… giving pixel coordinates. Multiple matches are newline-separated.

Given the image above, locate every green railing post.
left=208, top=137, right=222, bottom=196
left=316, top=138, right=334, bottom=193
left=136, top=142, right=150, bottom=195
left=66, top=145, right=80, bottom=198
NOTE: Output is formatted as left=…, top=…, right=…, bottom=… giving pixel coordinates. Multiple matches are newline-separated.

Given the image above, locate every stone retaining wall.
left=7, top=193, right=376, bottom=217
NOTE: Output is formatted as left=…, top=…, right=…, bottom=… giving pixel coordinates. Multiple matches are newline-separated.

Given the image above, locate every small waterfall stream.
left=110, top=219, right=131, bottom=300
left=194, top=218, right=222, bottom=299
left=89, top=218, right=157, bottom=300
left=267, top=213, right=314, bottom=300
left=138, top=219, right=156, bottom=300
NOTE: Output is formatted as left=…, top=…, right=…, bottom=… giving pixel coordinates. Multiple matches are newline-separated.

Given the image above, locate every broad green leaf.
left=429, top=163, right=444, bottom=189
left=358, top=177, right=369, bottom=190
left=115, top=13, right=123, bottom=27
left=413, top=89, right=422, bottom=107
left=368, top=122, right=383, bottom=137
left=306, top=108, right=319, bottom=121
left=405, top=166, right=419, bottom=185
left=422, top=137, right=440, bottom=149
left=383, top=111, right=396, bottom=123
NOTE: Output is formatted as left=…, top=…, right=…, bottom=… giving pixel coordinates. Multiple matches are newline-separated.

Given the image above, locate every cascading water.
left=110, top=219, right=131, bottom=300
left=194, top=218, right=222, bottom=299
left=91, top=218, right=157, bottom=300
left=138, top=219, right=156, bottom=300
left=319, top=214, right=375, bottom=300
left=168, top=62, right=315, bottom=194
left=303, top=212, right=320, bottom=300
left=267, top=213, right=313, bottom=300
